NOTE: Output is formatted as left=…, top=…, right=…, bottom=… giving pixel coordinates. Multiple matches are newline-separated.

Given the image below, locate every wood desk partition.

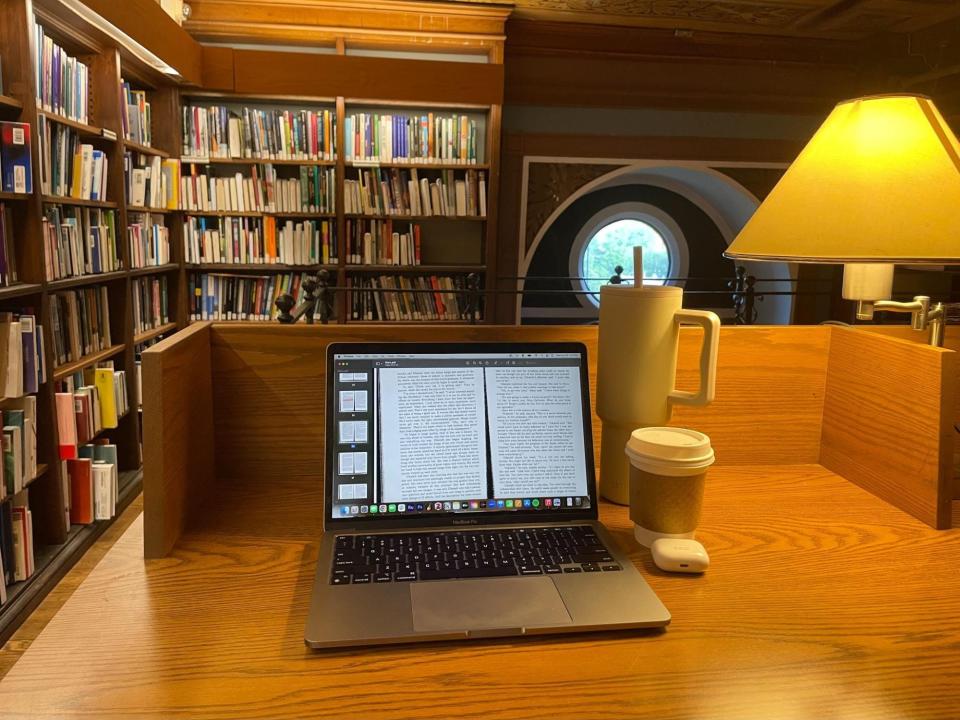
left=142, top=323, right=954, bottom=556
left=1, top=323, right=959, bottom=720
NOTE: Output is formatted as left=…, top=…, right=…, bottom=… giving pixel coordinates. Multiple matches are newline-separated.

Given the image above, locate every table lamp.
left=725, top=94, right=960, bottom=346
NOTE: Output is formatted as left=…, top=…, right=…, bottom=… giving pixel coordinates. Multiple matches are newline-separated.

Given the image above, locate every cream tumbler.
left=596, top=284, right=719, bottom=504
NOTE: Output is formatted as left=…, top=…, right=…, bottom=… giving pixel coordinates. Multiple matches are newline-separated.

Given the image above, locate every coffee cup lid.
left=625, top=427, right=715, bottom=475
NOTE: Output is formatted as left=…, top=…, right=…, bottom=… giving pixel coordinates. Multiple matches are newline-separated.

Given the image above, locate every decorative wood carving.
left=524, top=162, right=624, bottom=253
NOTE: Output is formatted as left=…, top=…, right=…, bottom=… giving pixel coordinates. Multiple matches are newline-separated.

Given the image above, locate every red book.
left=75, top=393, right=91, bottom=445
left=67, top=458, right=93, bottom=525
left=55, top=392, right=77, bottom=460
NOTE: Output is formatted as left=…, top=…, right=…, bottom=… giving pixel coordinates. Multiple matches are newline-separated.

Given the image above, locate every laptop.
left=305, top=341, right=670, bottom=648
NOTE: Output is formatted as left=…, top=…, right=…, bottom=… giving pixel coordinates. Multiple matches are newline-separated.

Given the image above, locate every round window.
left=581, top=218, right=671, bottom=299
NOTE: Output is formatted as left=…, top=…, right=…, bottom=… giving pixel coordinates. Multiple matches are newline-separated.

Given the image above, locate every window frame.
left=569, top=202, right=690, bottom=308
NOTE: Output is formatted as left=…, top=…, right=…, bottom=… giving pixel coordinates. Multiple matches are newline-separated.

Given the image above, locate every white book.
left=131, top=169, right=147, bottom=207
left=479, top=176, right=487, bottom=217
left=228, top=117, right=242, bottom=158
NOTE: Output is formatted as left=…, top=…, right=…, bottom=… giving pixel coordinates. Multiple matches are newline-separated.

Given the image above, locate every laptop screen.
left=327, top=344, right=594, bottom=523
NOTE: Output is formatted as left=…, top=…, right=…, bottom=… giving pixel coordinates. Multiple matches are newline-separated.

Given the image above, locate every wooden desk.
left=1, top=465, right=959, bottom=719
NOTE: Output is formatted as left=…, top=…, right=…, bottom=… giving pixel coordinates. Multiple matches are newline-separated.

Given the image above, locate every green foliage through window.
left=582, top=219, right=670, bottom=301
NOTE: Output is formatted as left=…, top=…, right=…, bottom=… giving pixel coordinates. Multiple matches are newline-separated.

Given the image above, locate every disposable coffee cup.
left=625, top=427, right=715, bottom=548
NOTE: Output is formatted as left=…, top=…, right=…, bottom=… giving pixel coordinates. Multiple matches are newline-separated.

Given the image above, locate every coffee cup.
left=625, top=427, right=715, bottom=548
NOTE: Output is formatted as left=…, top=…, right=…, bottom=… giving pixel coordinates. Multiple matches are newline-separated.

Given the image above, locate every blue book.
left=0, top=122, right=32, bottom=194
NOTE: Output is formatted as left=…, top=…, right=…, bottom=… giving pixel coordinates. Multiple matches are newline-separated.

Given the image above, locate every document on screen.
left=485, top=366, right=588, bottom=499
left=378, top=366, right=488, bottom=502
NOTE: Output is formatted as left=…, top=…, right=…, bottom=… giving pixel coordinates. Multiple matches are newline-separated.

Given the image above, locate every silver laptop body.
left=305, top=342, right=670, bottom=649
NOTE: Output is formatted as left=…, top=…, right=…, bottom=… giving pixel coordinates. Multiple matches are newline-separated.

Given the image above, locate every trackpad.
left=411, top=577, right=572, bottom=633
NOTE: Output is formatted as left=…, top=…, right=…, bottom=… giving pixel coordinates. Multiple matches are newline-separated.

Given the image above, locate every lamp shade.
left=725, top=94, right=960, bottom=264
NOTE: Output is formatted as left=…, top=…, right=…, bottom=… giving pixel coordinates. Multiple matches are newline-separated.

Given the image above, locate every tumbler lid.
left=625, top=427, right=715, bottom=476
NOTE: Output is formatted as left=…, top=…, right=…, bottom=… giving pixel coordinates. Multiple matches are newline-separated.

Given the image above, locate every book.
left=132, top=276, right=170, bottom=334
left=344, top=218, right=421, bottom=266
left=121, top=80, right=151, bottom=147
left=125, top=152, right=164, bottom=208
left=67, top=457, right=93, bottom=524
left=0, top=122, right=32, bottom=194
left=127, top=211, right=170, bottom=268
left=94, top=368, right=119, bottom=428
left=41, top=205, right=121, bottom=281
left=35, top=19, right=89, bottom=122
left=50, top=285, right=112, bottom=366
left=344, top=111, right=480, bottom=164
left=182, top=104, right=336, bottom=161
left=6, top=395, right=38, bottom=483
left=189, top=271, right=320, bottom=321
left=0, top=204, right=18, bottom=287
left=56, top=391, right=78, bottom=459
left=0, top=313, right=22, bottom=399
left=346, top=273, right=479, bottom=322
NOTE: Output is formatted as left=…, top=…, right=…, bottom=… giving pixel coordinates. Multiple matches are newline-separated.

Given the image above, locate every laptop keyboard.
left=330, top=525, right=622, bottom=585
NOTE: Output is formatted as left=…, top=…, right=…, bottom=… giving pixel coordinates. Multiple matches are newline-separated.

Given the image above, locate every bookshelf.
left=0, top=0, right=185, bottom=640
left=176, top=94, right=496, bottom=323
left=0, top=0, right=504, bottom=638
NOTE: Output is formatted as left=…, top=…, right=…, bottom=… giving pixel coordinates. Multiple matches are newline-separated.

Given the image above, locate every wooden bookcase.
left=178, top=93, right=499, bottom=324
left=0, top=0, right=505, bottom=639
left=0, top=0, right=183, bottom=640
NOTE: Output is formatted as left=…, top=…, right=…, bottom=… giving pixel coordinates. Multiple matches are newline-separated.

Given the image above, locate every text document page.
left=378, top=367, right=488, bottom=503
left=486, top=366, right=589, bottom=499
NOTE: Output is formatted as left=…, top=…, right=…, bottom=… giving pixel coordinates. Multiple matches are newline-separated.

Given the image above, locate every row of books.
left=344, top=112, right=480, bottom=165
left=50, top=287, right=113, bottom=367
left=182, top=105, right=337, bottom=161
left=34, top=19, right=89, bottom=123
left=132, top=276, right=170, bottom=336
left=0, top=313, right=46, bottom=400
left=127, top=212, right=171, bottom=268
left=38, top=118, right=108, bottom=200
left=183, top=216, right=336, bottom=266
left=121, top=80, right=151, bottom=147
left=125, top=153, right=178, bottom=209
left=42, top=205, right=121, bottom=281
left=345, top=219, right=421, bottom=266
left=1, top=493, right=34, bottom=589
left=347, top=275, right=479, bottom=322
left=0, top=205, right=19, bottom=288
left=1, top=122, right=33, bottom=194
left=56, top=365, right=128, bottom=460
left=179, top=164, right=335, bottom=214
left=67, top=450, right=119, bottom=525
left=0, top=400, right=39, bottom=500
left=189, top=272, right=316, bottom=321
left=344, top=167, right=486, bottom=218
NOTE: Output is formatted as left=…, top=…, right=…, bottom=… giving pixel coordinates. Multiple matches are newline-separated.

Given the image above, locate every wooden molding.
left=185, top=0, right=511, bottom=51
left=77, top=0, right=203, bottom=84
left=231, top=49, right=504, bottom=105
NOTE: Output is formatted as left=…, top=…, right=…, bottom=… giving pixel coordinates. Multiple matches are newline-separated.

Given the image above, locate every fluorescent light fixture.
left=54, top=0, right=182, bottom=79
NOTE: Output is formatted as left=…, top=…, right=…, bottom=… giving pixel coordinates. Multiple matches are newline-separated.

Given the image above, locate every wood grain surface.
left=208, top=323, right=830, bottom=484
left=2, top=465, right=960, bottom=719
left=142, top=322, right=216, bottom=557
left=820, top=327, right=955, bottom=528
left=865, top=326, right=960, bottom=500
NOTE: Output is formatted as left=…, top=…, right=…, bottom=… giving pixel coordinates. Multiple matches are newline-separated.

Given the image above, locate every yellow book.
left=162, top=159, right=180, bottom=210
left=94, top=368, right=118, bottom=429
left=70, top=148, right=84, bottom=198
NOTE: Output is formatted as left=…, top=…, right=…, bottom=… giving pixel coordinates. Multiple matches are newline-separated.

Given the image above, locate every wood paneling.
left=208, top=324, right=829, bottom=485
left=142, top=322, right=216, bottom=558
left=505, top=0, right=960, bottom=39
left=820, top=327, right=956, bottom=529
left=76, top=0, right=202, bottom=84
left=231, top=50, right=504, bottom=106
left=200, top=45, right=234, bottom=92
left=4, top=464, right=960, bottom=718
left=862, top=325, right=960, bottom=501
left=185, top=0, right=511, bottom=50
